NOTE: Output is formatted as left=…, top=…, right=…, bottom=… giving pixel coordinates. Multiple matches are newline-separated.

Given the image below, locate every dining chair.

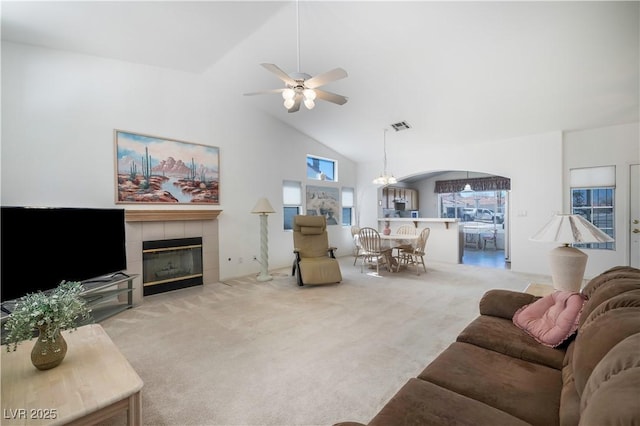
left=482, top=229, right=498, bottom=250
left=396, top=224, right=417, bottom=235
left=351, top=226, right=362, bottom=265
left=392, top=224, right=417, bottom=257
left=358, top=227, right=392, bottom=274
left=396, top=227, right=430, bottom=275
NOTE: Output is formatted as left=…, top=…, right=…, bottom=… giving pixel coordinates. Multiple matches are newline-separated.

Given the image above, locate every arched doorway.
left=399, top=170, right=510, bottom=270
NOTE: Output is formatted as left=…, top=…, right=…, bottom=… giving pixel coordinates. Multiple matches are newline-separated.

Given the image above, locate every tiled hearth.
left=124, top=210, right=221, bottom=306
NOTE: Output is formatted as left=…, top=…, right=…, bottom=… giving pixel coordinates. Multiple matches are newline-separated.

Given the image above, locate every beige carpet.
left=98, top=257, right=548, bottom=426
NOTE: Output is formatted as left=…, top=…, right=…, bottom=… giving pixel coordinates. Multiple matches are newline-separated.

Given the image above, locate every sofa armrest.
left=479, top=289, right=539, bottom=319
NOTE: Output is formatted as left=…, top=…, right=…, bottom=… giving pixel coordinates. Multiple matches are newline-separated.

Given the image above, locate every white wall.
left=3, top=41, right=637, bottom=282
left=0, top=41, right=357, bottom=280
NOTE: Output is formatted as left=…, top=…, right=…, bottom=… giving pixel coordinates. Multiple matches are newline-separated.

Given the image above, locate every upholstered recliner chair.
left=292, top=215, right=342, bottom=286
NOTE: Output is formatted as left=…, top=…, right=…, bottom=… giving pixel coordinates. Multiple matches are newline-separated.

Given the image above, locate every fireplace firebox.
left=142, top=237, right=203, bottom=296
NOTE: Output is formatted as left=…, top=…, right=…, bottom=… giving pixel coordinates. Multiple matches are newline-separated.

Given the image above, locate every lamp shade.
left=530, top=214, right=614, bottom=245
left=251, top=198, right=275, bottom=214
left=530, top=214, right=614, bottom=292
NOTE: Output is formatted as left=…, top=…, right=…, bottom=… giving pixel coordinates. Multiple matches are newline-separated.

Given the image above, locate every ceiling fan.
left=243, top=1, right=348, bottom=113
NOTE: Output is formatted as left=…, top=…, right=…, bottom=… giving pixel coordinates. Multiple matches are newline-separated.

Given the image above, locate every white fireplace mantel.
left=125, top=209, right=222, bottom=222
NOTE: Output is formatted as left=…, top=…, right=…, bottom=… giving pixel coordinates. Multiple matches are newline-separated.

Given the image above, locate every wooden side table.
left=524, top=283, right=556, bottom=297
left=2, top=324, right=143, bottom=425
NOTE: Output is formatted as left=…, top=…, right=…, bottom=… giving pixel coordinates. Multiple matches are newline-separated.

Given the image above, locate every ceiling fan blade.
left=243, top=88, right=285, bottom=96
left=314, top=89, right=348, bottom=105
left=305, top=68, right=348, bottom=89
left=288, top=94, right=302, bottom=113
left=261, top=63, right=296, bottom=86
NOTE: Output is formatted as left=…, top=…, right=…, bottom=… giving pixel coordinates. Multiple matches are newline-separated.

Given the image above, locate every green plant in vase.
left=3, top=281, right=92, bottom=370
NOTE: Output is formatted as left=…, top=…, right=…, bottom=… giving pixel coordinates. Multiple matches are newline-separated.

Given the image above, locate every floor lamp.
left=530, top=214, right=614, bottom=292
left=251, top=198, right=276, bottom=282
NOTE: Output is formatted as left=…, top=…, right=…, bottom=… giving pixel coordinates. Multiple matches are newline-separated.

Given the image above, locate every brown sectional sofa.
left=336, top=265, right=640, bottom=426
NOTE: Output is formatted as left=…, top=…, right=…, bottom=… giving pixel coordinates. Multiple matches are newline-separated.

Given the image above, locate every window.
left=438, top=189, right=506, bottom=251
left=283, top=180, right=302, bottom=230
left=571, top=188, right=615, bottom=250
left=435, top=176, right=509, bottom=225
left=570, top=166, right=616, bottom=250
left=438, top=190, right=506, bottom=225
left=342, top=187, right=354, bottom=226
left=307, top=155, right=337, bottom=181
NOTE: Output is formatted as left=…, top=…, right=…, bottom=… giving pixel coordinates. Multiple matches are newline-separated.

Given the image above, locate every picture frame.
left=306, top=185, right=340, bottom=225
left=114, top=130, right=219, bottom=204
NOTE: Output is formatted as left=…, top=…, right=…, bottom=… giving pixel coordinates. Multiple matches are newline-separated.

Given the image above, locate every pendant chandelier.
left=372, top=128, right=397, bottom=185
left=462, top=171, right=473, bottom=192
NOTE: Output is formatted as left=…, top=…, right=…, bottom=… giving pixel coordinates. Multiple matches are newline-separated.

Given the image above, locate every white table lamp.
left=530, top=214, right=614, bottom=292
left=251, top=198, right=276, bottom=282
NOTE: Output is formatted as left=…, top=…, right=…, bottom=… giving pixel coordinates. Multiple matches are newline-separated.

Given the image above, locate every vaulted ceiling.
left=2, top=1, right=638, bottom=163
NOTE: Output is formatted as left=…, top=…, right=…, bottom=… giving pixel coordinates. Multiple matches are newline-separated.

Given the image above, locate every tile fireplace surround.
left=124, top=210, right=221, bottom=306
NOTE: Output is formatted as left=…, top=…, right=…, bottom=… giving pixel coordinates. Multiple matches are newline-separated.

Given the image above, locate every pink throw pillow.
left=513, top=291, right=586, bottom=348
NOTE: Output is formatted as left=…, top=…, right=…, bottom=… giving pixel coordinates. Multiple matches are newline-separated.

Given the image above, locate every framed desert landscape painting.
left=115, top=130, right=219, bottom=204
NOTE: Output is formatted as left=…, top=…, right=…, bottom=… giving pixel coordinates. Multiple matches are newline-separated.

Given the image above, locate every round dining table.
left=379, top=234, right=420, bottom=271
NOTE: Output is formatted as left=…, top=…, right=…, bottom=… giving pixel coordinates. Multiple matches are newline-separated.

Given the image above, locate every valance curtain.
left=434, top=176, right=511, bottom=193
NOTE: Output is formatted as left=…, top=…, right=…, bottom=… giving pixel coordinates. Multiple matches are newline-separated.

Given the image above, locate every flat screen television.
left=1, top=207, right=127, bottom=303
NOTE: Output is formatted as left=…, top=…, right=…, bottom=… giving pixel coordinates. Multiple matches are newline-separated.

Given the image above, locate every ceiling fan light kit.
left=244, top=1, right=348, bottom=113
left=303, top=88, right=316, bottom=109
left=282, top=89, right=295, bottom=100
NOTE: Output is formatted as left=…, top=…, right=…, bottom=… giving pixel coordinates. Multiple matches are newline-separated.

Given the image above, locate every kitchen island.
left=378, top=218, right=463, bottom=264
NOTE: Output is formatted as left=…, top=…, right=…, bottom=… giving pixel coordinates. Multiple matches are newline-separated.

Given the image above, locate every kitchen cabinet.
left=382, top=187, right=419, bottom=210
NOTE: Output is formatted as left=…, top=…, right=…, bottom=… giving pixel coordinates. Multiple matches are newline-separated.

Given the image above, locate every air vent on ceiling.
left=391, top=121, right=411, bottom=131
